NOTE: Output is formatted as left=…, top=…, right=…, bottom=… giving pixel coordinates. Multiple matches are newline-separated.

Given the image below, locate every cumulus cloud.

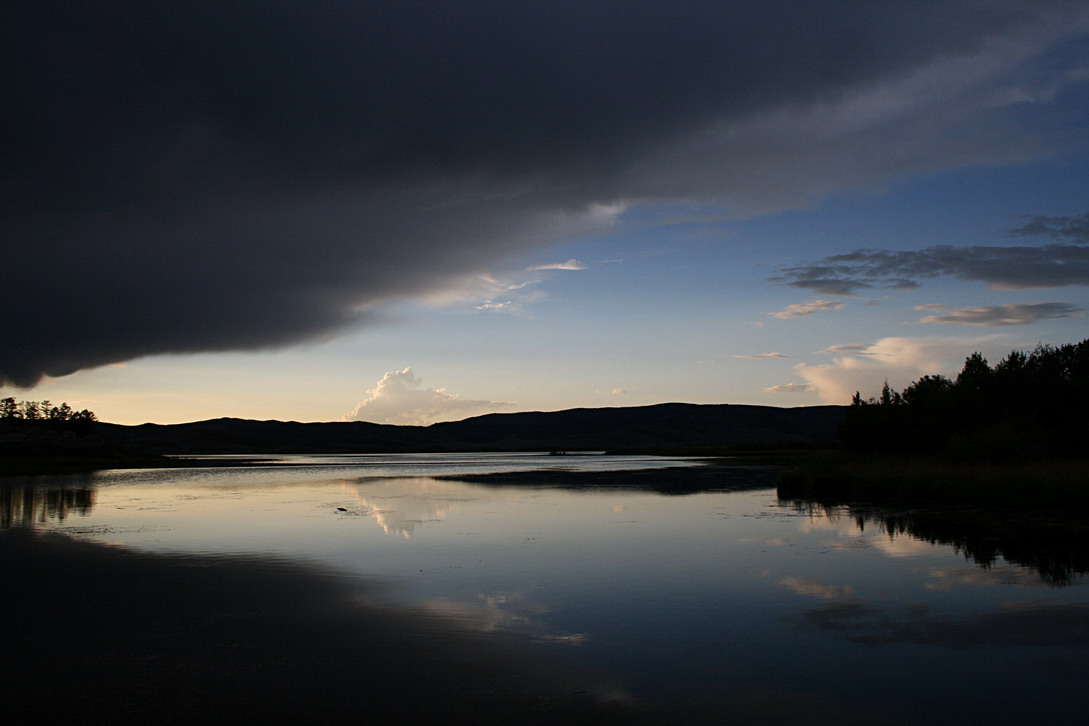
left=344, top=369, right=512, bottom=425
left=762, top=383, right=815, bottom=393
left=5, top=2, right=1088, bottom=386
left=795, top=335, right=1008, bottom=403
left=773, top=214, right=1089, bottom=296
left=767, top=300, right=846, bottom=319
left=526, top=259, right=587, bottom=271
left=914, top=302, right=1084, bottom=326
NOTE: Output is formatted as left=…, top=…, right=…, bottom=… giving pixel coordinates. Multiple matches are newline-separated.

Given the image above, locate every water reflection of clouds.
left=740, top=536, right=790, bottom=546
left=342, top=477, right=465, bottom=537
left=870, top=535, right=943, bottom=559
left=423, top=590, right=589, bottom=646
left=798, top=600, right=1089, bottom=650
left=780, top=577, right=855, bottom=600
left=827, top=538, right=871, bottom=550
left=425, top=590, right=542, bottom=631
left=925, top=567, right=1050, bottom=591
left=796, top=513, right=861, bottom=538
left=1, top=529, right=629, bottom=721
left=796, top=509, right=945, bottom=559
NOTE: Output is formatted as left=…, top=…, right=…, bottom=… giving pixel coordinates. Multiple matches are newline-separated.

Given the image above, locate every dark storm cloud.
left=5, top=1, right=1088, bottom=386
left=773, top=215, right=1089, bottom=295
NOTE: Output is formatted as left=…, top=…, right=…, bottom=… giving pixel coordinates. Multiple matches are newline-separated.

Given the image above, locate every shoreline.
left=0, top=454, right=278, bottom=477
left=8, top=448, right=1088, bottom=509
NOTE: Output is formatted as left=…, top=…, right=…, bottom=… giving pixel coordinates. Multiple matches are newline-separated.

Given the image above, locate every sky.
left=4, top=1, right=1089, bottom=426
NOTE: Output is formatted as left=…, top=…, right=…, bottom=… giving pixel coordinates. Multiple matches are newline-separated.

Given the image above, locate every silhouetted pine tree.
left=841, top=338, right=1089, bottom=460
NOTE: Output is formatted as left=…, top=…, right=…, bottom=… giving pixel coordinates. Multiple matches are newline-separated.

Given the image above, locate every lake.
left=3, top=453, right=1088, bottom=724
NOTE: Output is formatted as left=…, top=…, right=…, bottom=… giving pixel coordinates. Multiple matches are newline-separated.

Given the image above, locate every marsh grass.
left=777, top=451, right=1089, bottom=507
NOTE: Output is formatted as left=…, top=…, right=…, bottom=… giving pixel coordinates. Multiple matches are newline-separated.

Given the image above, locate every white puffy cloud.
left=794, top=335, right=1008, bottom=403
left=767, top=300, right=846, bottom=319
left=344, top=368, right=513, bottom=425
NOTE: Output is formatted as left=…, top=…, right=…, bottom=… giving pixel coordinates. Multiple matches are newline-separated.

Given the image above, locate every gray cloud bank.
left=915, top=302, right=1084, bottom=326
left=1009, top=213, right=1089, bottom=242
left=5, top=2, right=1089, bottom=386
left=774, top=213, right=1089, bottom=295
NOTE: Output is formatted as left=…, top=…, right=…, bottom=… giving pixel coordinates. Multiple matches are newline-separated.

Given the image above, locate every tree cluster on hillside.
left=1, top=398, right=101, bottom=460
left=1, top=397, right=96, bottom=422
left=841, top=339, right=1089, bottom=461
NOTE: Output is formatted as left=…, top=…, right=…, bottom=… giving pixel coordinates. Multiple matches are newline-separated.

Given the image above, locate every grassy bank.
left=777, top=451, right=1089, bottom=507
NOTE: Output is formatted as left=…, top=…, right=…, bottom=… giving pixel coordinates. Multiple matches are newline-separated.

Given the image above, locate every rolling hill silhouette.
left=94, top=403, right=845, bottom=454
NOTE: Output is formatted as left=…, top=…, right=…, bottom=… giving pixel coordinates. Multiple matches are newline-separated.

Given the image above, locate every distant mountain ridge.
left=95, top=403, right=846, bottom=454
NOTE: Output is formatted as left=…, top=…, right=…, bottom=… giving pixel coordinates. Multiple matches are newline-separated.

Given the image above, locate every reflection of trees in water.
left=0, top=485, right=96, bottom=528
left=784, top=497, right=1089, bottom=586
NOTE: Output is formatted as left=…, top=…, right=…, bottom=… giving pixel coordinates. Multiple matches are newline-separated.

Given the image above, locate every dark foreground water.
left=3, top=454, right=1088, bottom=724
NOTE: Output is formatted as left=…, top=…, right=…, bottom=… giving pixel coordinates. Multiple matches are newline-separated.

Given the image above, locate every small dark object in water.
left=336, top=507, right=347, bottom=512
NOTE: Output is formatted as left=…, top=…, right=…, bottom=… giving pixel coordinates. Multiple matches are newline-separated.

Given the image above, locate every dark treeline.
left=1, top=399, right=112, bottom=468
left=1, top=397, right=96, bottom=422
left=841, top=339, right=1089, bottom=461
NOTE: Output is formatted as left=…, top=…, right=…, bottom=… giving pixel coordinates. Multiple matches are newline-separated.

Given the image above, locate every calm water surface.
left=5, top=453, right=1089, bottom=723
